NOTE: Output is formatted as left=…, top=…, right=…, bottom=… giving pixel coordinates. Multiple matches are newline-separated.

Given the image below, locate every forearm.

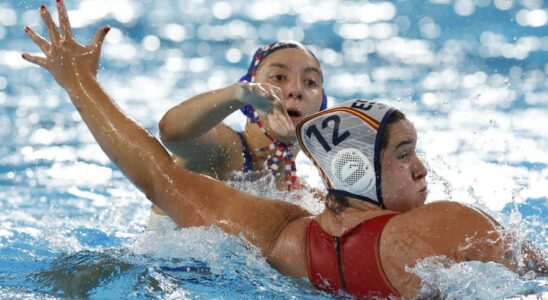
left=159, top=83, right=245, bottom=141
left=65, top=73, right=172, bottom=195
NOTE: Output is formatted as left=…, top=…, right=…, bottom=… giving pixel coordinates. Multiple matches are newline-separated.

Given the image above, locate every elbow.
left=159, top=114, right=178, bottom=142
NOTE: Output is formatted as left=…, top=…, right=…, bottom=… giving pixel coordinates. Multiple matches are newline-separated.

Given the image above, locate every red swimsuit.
left=307, top=213, right=400, bottom=298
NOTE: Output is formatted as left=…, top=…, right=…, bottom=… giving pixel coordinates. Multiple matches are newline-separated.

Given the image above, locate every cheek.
left=383, top=163, right=407, bottom=180
left=313, top=90, right=324, bottom=105
left=302, top=106, right=318, bottom=117
left=302, top=93, right=324, bottom=115
left=381, top=165, right=411, bottom=197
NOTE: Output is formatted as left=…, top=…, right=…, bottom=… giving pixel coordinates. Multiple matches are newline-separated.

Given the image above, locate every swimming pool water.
left=1, top=0, right=547, bottom=298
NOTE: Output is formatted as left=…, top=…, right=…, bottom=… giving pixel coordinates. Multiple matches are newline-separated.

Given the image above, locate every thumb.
left=92, top=26, right=111, bottom=48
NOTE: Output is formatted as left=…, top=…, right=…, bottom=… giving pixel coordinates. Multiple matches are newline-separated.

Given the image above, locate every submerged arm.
left=381, top=201, right=546, bottom=297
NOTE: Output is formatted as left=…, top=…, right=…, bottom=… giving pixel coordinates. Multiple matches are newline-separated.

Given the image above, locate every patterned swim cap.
left=239, top=41, right=328, bottom=118
left=296, top=100, right=396, bottom=207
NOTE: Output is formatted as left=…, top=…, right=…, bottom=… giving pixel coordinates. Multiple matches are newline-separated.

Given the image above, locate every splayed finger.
left=25, top=26, right=51, bottom=53
left=92, top=26, right=110, bottom=49
left=56, top=0, right=73, bottom=39
left=22, top=53, right=48, bottom=69
left=39, top=5, right=60, bottom=46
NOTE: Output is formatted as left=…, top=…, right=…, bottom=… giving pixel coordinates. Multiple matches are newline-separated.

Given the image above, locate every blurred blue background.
left=0, top=0, right=546, bottom=298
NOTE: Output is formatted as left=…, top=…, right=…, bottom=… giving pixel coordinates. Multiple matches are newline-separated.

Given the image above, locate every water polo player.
left=150, top=41, right=328, bottom=228
left=159, top=41, right=327, bottom=190
left=22, top=2, right=546, bottom=298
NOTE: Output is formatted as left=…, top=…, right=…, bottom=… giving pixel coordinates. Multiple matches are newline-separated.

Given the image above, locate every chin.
left=290, top=117, right=302, bottom=126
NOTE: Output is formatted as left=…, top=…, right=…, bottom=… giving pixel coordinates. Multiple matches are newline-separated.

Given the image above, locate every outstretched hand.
left=236, top=81, right=296, bottom=144
left=22, top=1, right=110, bottom=89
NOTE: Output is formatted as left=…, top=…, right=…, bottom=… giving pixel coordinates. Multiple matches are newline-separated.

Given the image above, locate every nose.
left=412, top=155, right=428, bottom=180
left=286, top=76, right=303, bottom=101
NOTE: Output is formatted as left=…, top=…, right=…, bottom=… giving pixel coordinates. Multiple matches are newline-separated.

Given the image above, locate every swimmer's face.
left=254, top=48, right=324, bottom=126
left=380, top=119, right=428, bottom=212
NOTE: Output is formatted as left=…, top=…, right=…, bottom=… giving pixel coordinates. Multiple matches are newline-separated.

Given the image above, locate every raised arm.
left=23, top=2, right=168, bottom=195
left=159, top=80, right=294, bottom=162
left=22, top=1, right=309, bottom=256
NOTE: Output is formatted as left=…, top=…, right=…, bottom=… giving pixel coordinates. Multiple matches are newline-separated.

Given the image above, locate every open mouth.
left=287, top=110, right=303, bottom=118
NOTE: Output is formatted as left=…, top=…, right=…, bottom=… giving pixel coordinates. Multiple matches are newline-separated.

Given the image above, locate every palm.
left=23, top=1, right=109, bottom=87
left=49, top=40, right=97, bottom=85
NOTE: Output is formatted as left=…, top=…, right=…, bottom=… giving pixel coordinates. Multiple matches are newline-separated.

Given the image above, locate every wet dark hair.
left=325, top=109, right=407, bottom=213
left=381, top=110, right=406, bottom=151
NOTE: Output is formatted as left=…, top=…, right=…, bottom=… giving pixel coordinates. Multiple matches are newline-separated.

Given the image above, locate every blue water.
left=1, top=0, right=547, bottom=298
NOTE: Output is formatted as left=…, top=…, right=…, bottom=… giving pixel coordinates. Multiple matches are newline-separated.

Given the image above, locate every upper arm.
left=149, top=161, right=310, bottom=256
left=379, top=201, right=513, bottom=296
left=382, top=201, right=509, bottom=263
left=161, top=123, right=240, bottom=173
left=268, top=217, right=311, bottom=278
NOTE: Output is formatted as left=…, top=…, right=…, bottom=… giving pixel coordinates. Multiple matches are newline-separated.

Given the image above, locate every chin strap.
left=247, top=107, right=297, bottom=191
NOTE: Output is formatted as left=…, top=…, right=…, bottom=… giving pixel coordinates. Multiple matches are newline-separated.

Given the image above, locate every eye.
left=305, top=79, right=318, bottom=88
left=271, top=74, right=285, bottom=81
left=398, top=153, right=409, bottom=160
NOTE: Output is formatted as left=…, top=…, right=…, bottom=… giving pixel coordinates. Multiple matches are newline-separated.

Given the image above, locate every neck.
left=347, top=197, right=383, bottom=212
left=317, top=197, right=385, bottom=235
left=243, top=122, right=299, bottom=158
left=243, top=122, right=273, bottom=157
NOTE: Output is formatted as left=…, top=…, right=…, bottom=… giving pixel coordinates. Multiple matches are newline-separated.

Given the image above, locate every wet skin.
left=22, top=2, right=546, bottom=298
left=380, top=119, right=428, bottom=212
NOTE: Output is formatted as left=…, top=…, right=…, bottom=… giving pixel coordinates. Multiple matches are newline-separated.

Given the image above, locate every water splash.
left=1, top=0, right=546, bottom=298
left=225, top=170, right=325, bottom=214
left=408, top=256, right=546, bottom=299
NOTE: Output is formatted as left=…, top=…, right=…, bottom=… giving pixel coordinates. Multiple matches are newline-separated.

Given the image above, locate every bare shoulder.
left=386, top=201, right=496, bottom=234
left=214, top=123, right=245, bottom=153
left=268, top=215, right=313, bottom=278
left=379, top=201, right=503, bottom=296
left=210, top=123, right=250, bottom=175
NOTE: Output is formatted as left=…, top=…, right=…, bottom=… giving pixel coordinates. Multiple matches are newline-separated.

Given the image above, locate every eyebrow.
left=267, top=63, right=322, bottom=77
left=304, top=66, right=322, bottom=76
left=267, top=63, right=289, bottom=70
left=394, top=139, right=413, bottom=151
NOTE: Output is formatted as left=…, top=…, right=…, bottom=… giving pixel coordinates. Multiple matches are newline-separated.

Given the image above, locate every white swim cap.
left=296, top=100, right=396, bottom=207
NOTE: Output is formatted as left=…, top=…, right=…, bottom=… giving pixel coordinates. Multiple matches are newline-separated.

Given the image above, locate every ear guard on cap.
left=296, top=99, right=395, bottom=207
left=331, top=148, right=375, bottom=195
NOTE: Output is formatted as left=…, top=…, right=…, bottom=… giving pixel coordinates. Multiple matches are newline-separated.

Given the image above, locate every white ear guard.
left=296, top=100, right=395, bottom=207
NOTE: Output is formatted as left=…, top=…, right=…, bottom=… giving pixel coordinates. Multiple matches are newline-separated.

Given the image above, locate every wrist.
left=232, top=82, right=249, bottom=106
left=63, top=71, right=100, bottom=97
left=61, top=70, right=97, bottom=92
